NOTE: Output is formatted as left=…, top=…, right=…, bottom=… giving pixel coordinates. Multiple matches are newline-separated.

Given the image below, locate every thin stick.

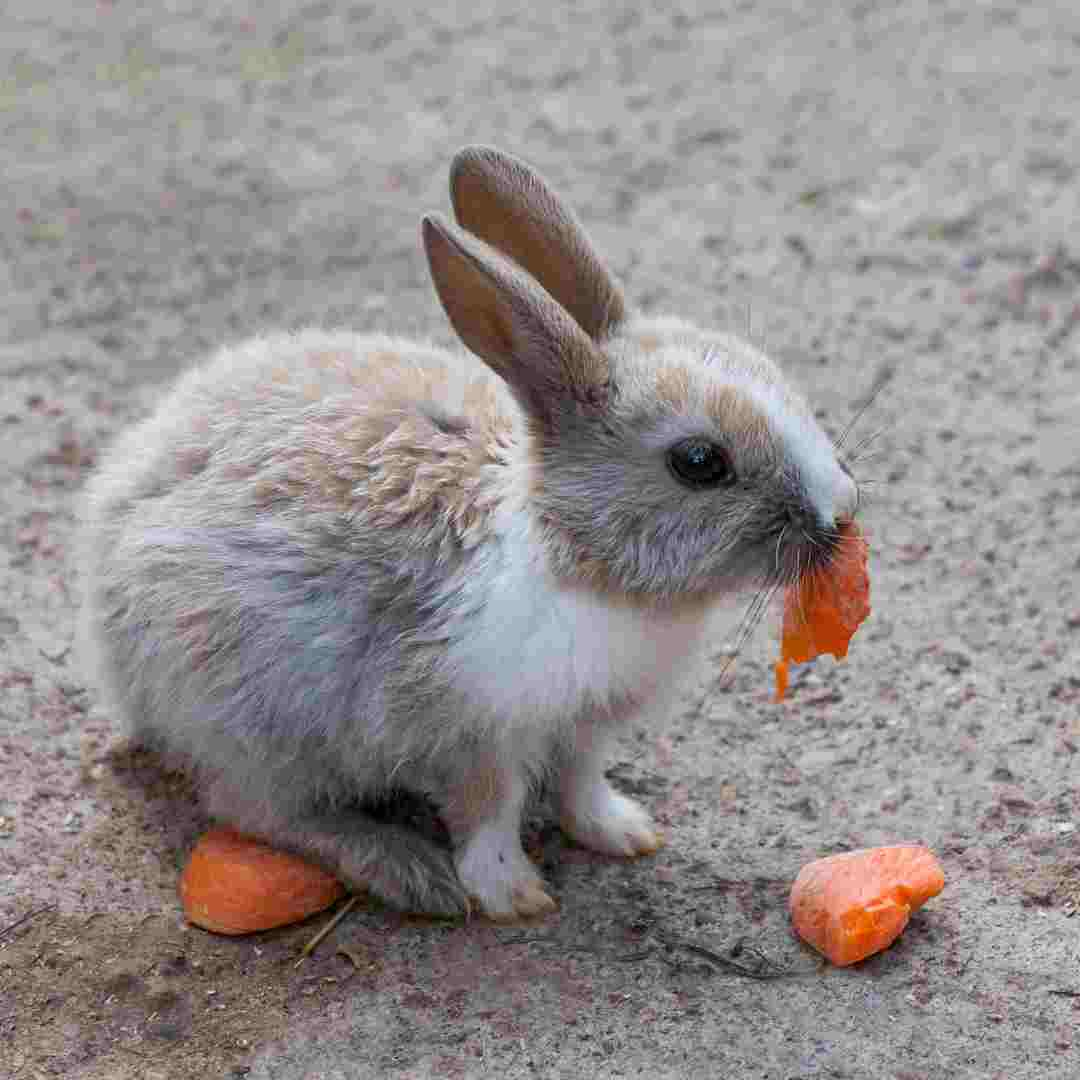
left=0, top=904, right=55, bottom=941
left=658, top=933, right=815, bottom=980
left=295, top=896, right=359, bottom=967
left=496, top=934, right=653, bottom=963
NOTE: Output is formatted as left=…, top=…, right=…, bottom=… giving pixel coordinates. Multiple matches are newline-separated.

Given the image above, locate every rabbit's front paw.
left=561, top=783, right=664, bottom=858
left=455, top=826, right=557, bottom=921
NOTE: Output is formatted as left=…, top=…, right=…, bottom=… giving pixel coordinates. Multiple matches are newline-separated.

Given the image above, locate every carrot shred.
left=775, top=520, right=870, bottom=700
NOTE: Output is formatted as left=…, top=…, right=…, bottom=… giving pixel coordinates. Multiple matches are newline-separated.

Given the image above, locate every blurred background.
left=6, top=1, right=1076, bottom=381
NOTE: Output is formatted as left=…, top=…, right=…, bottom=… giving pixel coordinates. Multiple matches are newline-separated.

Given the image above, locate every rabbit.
left=79, top=145, right=859, bottom=920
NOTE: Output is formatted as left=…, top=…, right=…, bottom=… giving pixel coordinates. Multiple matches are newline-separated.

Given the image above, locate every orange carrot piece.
left=789, top=845, right=945, bottom=966
left=775, top=520, right=870, bottom=700
left=180, top=827, right=346, bottom=935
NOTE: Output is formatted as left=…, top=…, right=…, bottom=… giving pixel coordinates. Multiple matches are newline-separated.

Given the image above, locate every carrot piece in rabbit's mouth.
left=774, top=521, right=870, bottom=701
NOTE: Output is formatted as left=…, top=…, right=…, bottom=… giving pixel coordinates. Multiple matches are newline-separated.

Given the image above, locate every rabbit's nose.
left=793, top=465, right=858, bottom=535
left=831, top=468, right=859, bottom=527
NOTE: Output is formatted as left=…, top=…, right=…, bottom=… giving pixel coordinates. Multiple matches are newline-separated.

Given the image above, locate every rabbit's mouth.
left=764, top=510, right=856, bottom=592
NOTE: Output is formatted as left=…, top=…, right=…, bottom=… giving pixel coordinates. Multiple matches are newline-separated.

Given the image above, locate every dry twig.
left=0, top=905, right=55, bottom=942
left=295, top=896, right=359, bottom=966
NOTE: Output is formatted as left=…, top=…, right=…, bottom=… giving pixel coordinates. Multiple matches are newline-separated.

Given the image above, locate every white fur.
left=561, top=785, right=661, bottom=857
left=726, top=365, right=857, bottom=528
left=559, top=721, right=662, bottom=856
left=454, top=772, right=556, bottom=918
left=766, top=397, right=857, bottom=526
left=444, top=511, right=711, bottom=735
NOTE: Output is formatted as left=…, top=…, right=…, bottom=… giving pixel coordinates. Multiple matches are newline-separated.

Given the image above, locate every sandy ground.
left=3, top=1, right=1080, bottom=1077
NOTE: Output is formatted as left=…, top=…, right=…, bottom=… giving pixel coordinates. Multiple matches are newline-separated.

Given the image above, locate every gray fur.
left=79, top=148, right=858, bottom=918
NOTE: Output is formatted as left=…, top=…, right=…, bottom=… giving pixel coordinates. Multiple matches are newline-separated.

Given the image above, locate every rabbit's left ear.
left=449, top=146, right=626, bottom=343
left=423, top=214, right=609, bottom=423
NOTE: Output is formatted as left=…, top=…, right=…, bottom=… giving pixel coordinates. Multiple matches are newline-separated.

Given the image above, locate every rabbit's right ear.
left=449, top=146, right=626, bottom=344
left=423, top=214, right=609, bottom=423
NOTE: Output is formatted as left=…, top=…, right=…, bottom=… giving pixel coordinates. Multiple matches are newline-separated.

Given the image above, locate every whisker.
left=849, top=453, right=891, bottom=471
left=733, top=583, right=771, bottom=645
left=734, top=587, right=779, bottom=656
left=717, top=574, right=784, bottom=682
left=835, top=366, right=895, bottom=451
left=846, top=427, right=889, bottom=464
left=774, top=524, right=789, bottom=575
left=794, top=546, right=810, bottom=623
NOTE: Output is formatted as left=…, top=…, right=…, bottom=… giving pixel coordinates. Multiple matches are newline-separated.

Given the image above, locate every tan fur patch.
left=329, top=348, right=439, bottom=393
left=252, top=479, right=279, bottom=505
left=654, top=365, right=692, bottom=411
left=362, top=418, right=506, bottom=550
left=367, top=349, right=403, bottom=370
left=309, top=350, right=353, bottom=371
left=257, top=357, right=513, bottom=551
left=635, top=333, right=661, bottom=353
left=706, top=384, right=770, bottom=439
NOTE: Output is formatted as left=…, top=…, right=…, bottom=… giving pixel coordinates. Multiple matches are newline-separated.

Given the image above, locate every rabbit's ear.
left=423, top=214, right=609, bottom=420
left=449, top=146, right=626, bottom=343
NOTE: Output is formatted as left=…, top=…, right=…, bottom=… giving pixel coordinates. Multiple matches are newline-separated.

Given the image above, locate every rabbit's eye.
left=667, top=439, right=736, bottom=489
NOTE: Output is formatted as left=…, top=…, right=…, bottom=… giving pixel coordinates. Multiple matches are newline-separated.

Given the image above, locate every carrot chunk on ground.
left=180, top=827, right=346, bottom=935
left=789, top=845, right=945, bottom=966
left=775, top=520, right=870, bottom=701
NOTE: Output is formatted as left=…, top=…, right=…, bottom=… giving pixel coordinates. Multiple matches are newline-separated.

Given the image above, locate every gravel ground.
left=2, top=2, right=1079, bottom=1077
